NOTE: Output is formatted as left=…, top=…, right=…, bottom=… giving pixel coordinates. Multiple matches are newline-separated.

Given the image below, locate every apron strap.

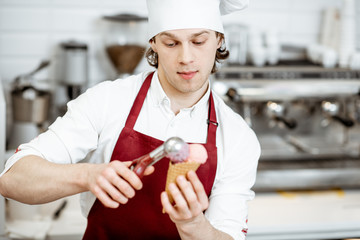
left=207, top=91, right=218, bottom=146
left=125, top=72, right=154, bottom=129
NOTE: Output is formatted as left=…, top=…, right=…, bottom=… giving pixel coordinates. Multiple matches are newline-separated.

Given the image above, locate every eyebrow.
left=159, top=30, right=210, bottom=39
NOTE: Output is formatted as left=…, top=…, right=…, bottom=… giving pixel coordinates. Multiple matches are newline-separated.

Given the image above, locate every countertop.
left=4, top=186, right=360, bottom=240
left=247, top=189, right=360, bottom=240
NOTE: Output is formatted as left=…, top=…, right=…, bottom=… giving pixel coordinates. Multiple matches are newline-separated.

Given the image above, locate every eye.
left=163, top=41, right=177, bottom=47
left=193, top=38, right=206, bottom=46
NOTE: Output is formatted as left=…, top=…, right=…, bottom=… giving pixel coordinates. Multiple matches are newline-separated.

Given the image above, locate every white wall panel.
left=356, top=0, right=360, bottom=50
left=290, top=0, right=342, bottom=11
left=0, top=0, right=49, bottom=5
left=50, top=9, right=100, bottom=32
left=0, top=7, right=50, bottom=31
left=0, top=33, right=49, bottom=56
left=223, top=11, right=290, bottom=34
left=0, top=57, right=50, bottom=82
left=51, top=0, right=99, bottom=7
left=288, top=13, right=322, bottom=35
left=101, top=0, right=146, bottom=9
left=0, top=0, right=356, bottom=84
left=249, top=0, right=290, bottom=10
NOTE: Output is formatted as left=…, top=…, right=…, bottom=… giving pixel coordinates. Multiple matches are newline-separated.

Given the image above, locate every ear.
left=216, top=35, right=223, bottom=49
left=150, top=38, right=158, bottom=53
left=217, top=40, right=222, bottom=49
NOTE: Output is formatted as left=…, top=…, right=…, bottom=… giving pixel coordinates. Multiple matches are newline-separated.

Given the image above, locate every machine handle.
left=274, top=116, right=297, bottom=129
left=332, top=116, right=354, bottom=128
left=226, top=88, right=241, bottom=102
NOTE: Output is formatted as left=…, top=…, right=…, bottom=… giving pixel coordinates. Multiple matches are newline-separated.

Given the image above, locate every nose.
left=178, top=44, right=194, bottom=65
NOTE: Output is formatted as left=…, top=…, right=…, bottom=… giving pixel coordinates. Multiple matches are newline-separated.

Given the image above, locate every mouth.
left=177, top=71, right=198, bottom=80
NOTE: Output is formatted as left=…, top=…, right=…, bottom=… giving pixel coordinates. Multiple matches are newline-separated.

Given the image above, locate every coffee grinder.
left=55, top=41, right=88, bottom=116
left=102, top=13, right=148, bottom=78
left=61, top=41, right=88, bottom=101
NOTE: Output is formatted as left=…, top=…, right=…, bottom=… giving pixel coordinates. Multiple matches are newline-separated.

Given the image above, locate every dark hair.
left=145, top=32, right=229, bottom=74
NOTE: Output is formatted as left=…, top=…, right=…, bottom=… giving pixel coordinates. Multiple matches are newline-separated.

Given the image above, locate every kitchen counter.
left=46, top=189, right=360, bottom=240
left=4, top=174, right=360, bottom=240
left=46, top=195, right=86, bottom=240
left=4, top=190, right=360, bottom=240
left=247, top=189, right=360, bottom=240
left=4, top=194, right=86, bottom=240
left=45, top=189, right=360, bottom=240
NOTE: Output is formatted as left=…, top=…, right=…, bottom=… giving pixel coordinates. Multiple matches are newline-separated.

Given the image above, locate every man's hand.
left=87, top=160, right=154, bottom=208
left=161, top=170, right=209, bottom=225
left=161, top=170, right=233, bottom=240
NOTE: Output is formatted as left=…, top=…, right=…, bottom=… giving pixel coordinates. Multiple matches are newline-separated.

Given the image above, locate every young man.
left=0, top=0, right=260, bottom=239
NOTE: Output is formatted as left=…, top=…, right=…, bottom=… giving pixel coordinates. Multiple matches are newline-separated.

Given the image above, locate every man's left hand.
left=161, top=170, right=209, bottom=224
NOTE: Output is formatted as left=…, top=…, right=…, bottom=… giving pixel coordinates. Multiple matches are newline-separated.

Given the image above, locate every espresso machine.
left=8, top=60, right=52, bottom=150
left=213, top=62, right=360, bottom=192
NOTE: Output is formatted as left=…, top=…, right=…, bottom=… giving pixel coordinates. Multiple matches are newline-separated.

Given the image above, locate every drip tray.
left=258, top=135, right=360, bottom=160
left=254, top=167, right=360, bottom=191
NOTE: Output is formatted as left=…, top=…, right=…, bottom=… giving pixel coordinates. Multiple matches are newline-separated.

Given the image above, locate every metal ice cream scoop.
left=130, top=137, right=189, bottom=178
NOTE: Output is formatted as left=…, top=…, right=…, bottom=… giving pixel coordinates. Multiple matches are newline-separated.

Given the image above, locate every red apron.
left=83, top=72, right=218, bottom=240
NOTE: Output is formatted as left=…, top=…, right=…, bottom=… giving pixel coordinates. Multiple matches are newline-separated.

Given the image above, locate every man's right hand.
left=87, top=160, right=154, bottom=208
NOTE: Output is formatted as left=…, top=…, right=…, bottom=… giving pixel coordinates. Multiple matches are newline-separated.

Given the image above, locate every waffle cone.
left=165, top=161, right=201, bottom=204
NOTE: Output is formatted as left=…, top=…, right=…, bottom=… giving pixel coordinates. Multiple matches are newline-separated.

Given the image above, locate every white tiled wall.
left=0, top=0, right=357, bottom=86
left=0, top=0, right=148, bottom=86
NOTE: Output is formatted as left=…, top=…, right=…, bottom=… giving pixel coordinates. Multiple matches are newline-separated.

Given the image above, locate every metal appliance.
left=54, top=41, right=88, bottom=117
left=214, top=62, right=360, bottom=191
left=61, top=41, right=88, bottom=101
left=213, top=62, right=360, bottom=239
left=8, top=61, right=52, bottom=150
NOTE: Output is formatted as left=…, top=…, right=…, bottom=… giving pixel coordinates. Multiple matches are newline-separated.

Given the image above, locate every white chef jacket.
left=2, top=71, right=260, bottom=240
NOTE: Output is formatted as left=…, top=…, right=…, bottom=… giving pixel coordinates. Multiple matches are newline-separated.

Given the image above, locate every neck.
left=170, top=91, right=207, bottom=115
left=157, top=74, right=209, bottom=115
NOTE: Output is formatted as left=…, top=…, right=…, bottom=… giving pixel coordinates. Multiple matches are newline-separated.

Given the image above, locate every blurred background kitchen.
left=0, top=0, right=360, bottom=239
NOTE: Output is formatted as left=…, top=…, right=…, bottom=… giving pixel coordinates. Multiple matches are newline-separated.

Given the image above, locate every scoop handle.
left=130, top=154, right=153, bottom=178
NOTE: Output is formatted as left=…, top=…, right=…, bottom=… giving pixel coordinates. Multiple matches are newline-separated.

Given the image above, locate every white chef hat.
left=146, top=0, right=249, bottom=40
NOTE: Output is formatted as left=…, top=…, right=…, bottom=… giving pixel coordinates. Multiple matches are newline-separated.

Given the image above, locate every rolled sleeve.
left=206, top=191, right=253, bottom=240
left=205, top=127, right=260, bottom=240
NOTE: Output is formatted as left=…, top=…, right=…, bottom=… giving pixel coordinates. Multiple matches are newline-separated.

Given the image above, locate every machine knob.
left=321, top=101, right=355, bottom=128
left=266, top=101, right=297, bottom=130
